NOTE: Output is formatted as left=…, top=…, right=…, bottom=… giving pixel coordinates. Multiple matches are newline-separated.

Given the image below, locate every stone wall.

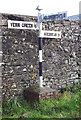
left=77, top=21, right=81, bottom=84
left=0, top=13, right=80, bottom=101
left=0, top=13, right=2, bottom=119
left=42, top=20, right=80, bottom=89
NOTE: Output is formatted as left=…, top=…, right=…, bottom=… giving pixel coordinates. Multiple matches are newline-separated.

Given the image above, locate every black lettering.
left=10, top=23, right=20, bottom=27
left=10, top=23, right=13, bottom=27
left=22, top=23, right=33, bottom=28
left=44, top=33, right=47, bottom=36
left=58, top=33, right=60, bottom=37
left=50, top=33, right=53, bottom=36
left=17, top=23, right=20, bottom=27
left=53, top=33, right=57, bottom=36
left=22, top=23, right=25, bottom=27
left=47, top=33, right=53, bottom=36
left=25, top=24, right=28, bottom=27
left=29, top=24, right=33, bottom=28
left=44, top=32, right=54, bottom=36
left=34, top=24, right=37, bottom=28
left=47, top=33, right=49, bottom=36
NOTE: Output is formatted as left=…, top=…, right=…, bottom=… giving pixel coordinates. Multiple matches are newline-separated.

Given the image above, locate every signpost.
left=8, top=7, right=62, bottom=88
left=36, top=6, right=61, bottom=87
left=36, top=6, right=43, bottom=87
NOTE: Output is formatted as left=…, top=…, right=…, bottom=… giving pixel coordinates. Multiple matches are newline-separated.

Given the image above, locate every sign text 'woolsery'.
left=39, top=30, right=61, bottom=38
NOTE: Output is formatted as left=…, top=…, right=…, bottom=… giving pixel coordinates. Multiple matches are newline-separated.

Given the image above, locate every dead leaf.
left=11, top=114, right=14, bottom=116
left=34, top=73, right=37, bottom=78
left=70, top=112, right=72, bottom=115
left=77, top=109, right=80, bottom=111
left=60, top=109, right=62, bottom=112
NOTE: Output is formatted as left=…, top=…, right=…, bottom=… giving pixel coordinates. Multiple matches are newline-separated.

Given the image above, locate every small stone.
left=23, top=68, right=27, bottom=72
left=14, top=40, right=18, bottom=43
left=22, top=38, right=25, bottom=41
left=5, top=36, right=7, bottom=39
left=30, top=65, right=33, bottom=69
left=22, top=51, right=24, bottom=53
left=0, top=63, right=4, bottom=66
left=18, top=50, right=21, bottom=53
left=22, top=112, right=31, bottom=118
left=72, top=52, right=76, bottom=58
left=29, top=44, right=33, bottom=49
left=0, top=51, right=3, bottom=54
left=10, top=70, right=13, bottom=73
left=12, top=83, right=16, bottom=88
left=65, top=60, right=68, bottom=64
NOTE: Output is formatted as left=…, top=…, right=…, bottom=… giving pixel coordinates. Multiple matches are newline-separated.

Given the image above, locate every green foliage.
left=2, top=97, right=27, bottom=116
left=72, top=83, right=81, bottom=93
left=0, top=107, right=2, bottom=113
left=2, top=85, right=81, bottom=118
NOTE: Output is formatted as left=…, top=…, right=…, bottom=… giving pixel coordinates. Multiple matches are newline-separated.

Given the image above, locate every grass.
left=2, top=83, right=81, bottom=119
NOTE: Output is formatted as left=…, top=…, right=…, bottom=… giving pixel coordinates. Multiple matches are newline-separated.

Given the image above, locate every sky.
left=0, top=0, right=80, bottom=17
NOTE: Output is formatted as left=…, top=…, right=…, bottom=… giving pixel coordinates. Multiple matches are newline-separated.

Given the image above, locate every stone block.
left=24, top=86, right=57, bottom=102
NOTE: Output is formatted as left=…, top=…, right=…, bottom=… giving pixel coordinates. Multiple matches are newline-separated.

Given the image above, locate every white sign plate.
left=8, top=20, right=38, bottom=30
left=39, top=30, right=61, bottom=38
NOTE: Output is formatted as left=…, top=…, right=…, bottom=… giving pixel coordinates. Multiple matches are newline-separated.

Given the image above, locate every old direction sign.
left=8, top=20, right=38, bottom=30
left=41, top=12, right=67, bottom=22
left=39, top=30, right=61, bottom=38
left=8, top=20, right=61, bottom=38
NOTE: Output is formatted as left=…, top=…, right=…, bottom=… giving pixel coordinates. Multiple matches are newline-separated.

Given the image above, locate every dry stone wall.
left=0, top=13, right=80, bottom=101
left=42, top=21, right=80, bottom=89
left=78, top=21, right=81, bottom=83
left=0, top=14, right=2, bottom=118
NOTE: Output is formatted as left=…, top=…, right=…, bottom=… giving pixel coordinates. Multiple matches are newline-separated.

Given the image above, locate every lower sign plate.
left=39, top=30, right=61, bottom=38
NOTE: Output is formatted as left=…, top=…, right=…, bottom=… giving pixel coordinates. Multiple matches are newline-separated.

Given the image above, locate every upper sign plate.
left=40, top=12, right=67, bottom=22
left=8, top=20, right=38, bottom=30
